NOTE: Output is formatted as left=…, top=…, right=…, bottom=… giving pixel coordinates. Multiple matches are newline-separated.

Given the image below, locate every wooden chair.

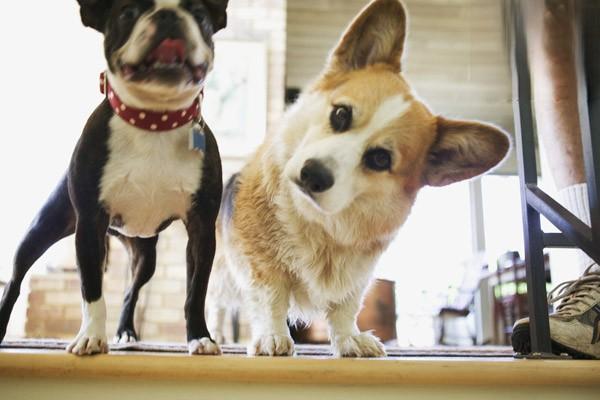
left=436, top=255, right=488, bottom=345
left=492, top=251, right=550, bottom=344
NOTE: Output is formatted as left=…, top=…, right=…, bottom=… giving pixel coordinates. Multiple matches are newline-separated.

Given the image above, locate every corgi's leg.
left=326, top=292, right=386, bottom=358
left=207, top=306, right=227, bottom=344
left=246, top=284, right=294, bottom=356
left=206, top=251, right=233, bottom=344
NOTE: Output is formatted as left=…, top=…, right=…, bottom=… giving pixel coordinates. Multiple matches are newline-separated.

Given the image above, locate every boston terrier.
left=0, top=0, right=229, bottom=356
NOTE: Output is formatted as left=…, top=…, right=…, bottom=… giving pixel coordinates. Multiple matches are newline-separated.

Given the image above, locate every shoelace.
left=548, top=264, right=600, bottom=315
left=547, top=264, right=600, bottom=344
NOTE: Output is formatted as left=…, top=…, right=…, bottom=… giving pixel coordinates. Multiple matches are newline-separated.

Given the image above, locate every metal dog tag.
left=189, top=120, right=206, bottom=152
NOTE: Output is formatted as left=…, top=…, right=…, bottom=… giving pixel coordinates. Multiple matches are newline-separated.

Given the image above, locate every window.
left=0, top=4, right=105, bottom=282
left=481, top=175, right=524, bottom=270
left=376, top=182, right=473, bottom=346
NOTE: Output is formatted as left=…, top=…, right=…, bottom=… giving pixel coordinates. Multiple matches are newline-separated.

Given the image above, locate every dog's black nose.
left=154, top=9, right=179, bottom=24
left=299, top=159, right=334, bottom=193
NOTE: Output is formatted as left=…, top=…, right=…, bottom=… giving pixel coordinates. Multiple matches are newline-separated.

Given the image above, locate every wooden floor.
left=1, top=340, right=599, bottom=387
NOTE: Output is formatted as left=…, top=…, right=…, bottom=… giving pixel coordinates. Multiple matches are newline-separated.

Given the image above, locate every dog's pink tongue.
left=148, top=39, right=185, bottom=64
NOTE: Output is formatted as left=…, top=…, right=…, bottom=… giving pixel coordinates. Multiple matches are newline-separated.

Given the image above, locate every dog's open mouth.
left=121, top=39, right=208, bottom=84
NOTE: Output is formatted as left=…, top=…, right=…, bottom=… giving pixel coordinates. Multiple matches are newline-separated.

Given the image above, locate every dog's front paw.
left=68, top=298, right=108, bottom=356
left=113, top=328, right=138, bottom=344
left=188, top=338, right=222, bottom=355
left=248, top=334, right=295, bottom=356
left=333, top=332, right=386, bottom=358
left=67, top=333, right=109, bottom=356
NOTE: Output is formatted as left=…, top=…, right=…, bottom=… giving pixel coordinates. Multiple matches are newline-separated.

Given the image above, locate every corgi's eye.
left=364, top=148, right=392, bottom=171
left=330, top=105, right=353, bottom=132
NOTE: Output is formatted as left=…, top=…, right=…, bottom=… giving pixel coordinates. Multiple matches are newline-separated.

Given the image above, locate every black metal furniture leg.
left=510, top=0, right=554, bottom=357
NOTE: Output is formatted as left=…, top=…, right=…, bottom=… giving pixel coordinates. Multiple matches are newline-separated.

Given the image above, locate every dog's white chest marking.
left=100, top=117, right=203, bottom=238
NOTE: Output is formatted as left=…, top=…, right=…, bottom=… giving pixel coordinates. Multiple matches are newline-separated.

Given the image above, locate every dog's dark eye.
left=188, top=4, right=207, bottom=20
left=119, top=5, right=139, bottom=22
left=330, top=105, right=353, bottom=133
left=364, top=148, right=392, bottom=172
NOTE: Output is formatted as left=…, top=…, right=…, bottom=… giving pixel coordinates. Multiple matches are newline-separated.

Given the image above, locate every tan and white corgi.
left=207, top=0, right=510, bottom=357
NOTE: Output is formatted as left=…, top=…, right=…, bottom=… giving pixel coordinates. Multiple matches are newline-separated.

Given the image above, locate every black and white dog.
left=0, top=0, right=228, bottom=356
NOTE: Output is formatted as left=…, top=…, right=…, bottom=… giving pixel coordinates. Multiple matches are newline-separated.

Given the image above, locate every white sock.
left=558, top=183, right=598, bottom=274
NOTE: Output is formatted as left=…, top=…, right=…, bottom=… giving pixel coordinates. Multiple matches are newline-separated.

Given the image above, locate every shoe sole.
left=511, top=323, right=598, bottom=360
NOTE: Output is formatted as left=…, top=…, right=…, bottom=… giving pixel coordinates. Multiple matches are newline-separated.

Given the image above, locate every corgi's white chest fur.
left=284, top=230, right=378, bottom=316
left=99, top=117, right=204, bottom=238
left=289, top=249, right=377, bottom=316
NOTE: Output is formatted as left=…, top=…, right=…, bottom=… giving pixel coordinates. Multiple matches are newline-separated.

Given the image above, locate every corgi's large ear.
left=327, top=0, right=407, bottom=73
left=77, top=0, right=113, bottom=32
left=424, top=117, right=511, bottom=187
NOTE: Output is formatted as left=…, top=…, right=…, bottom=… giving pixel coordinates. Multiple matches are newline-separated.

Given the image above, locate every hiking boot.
left=511, top=264, right=600, bottom=359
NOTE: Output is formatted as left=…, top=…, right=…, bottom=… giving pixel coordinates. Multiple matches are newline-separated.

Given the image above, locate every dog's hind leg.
left=0, top=175, right=75, bottom=342
left=114, top=235, right=158, bottom=343
left=206, top=252, right=229, bottom=344
left=206, top=306, right=227, bottom=344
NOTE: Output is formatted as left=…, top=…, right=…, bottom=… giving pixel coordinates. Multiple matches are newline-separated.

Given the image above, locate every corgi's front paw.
left=188, top=337, right=222, bottom=355
left=248, top=334, right=295, bottom=356
left=333, top=332, right=386, bottom=358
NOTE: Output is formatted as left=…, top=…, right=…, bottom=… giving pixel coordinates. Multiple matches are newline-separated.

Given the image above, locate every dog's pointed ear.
left=76, top=0, right=113, bottom=32
left=327, top=0, right=407, bottom=73
left=205, top=0, right=229, bottom=32
left=424, top=117, right=511, bottom=187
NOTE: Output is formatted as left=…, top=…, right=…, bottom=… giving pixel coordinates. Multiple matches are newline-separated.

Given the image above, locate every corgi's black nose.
left=300, top=159, right=334, bottom=193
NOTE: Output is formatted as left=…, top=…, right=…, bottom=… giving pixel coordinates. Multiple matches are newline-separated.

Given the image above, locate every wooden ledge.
left=1, top=348, right=599, bottom=387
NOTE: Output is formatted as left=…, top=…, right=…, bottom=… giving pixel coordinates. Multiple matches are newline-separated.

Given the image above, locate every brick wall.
left=24, top=0, right=286, bottom=343
left=27, top=226, right=188, bottom=342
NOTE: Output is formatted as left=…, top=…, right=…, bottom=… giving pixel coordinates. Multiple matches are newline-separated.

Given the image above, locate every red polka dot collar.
left=99, top=72, right=202, bottom=132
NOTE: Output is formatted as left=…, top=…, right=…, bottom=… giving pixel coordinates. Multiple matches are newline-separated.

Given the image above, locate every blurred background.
left=0, top=0, right=574, bottom=348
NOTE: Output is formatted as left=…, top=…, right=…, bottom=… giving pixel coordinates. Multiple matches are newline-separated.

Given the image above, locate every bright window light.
left=376, top=182, right=473, bottom=346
